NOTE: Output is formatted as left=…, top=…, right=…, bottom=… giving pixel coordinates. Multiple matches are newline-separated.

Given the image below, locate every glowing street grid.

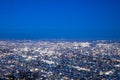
left=0, top=40, right=120, bottom=80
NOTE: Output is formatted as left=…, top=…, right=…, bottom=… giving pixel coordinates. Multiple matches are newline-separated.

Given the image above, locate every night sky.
left=0, top=0, right=120, bottom=40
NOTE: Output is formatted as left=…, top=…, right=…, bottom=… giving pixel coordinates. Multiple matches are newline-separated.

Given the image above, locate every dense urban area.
left=0, top=40, right=120, bottom=80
